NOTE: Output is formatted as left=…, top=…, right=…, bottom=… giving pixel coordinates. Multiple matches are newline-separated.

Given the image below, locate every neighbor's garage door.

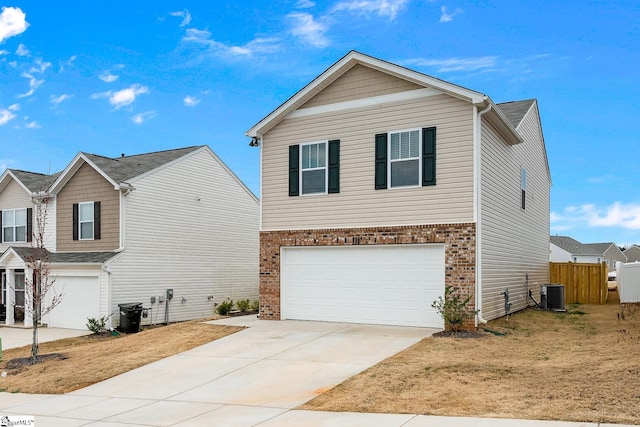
left=46, top=276, right=100, bottom=330
left=281, top=244, right=445, bottom=328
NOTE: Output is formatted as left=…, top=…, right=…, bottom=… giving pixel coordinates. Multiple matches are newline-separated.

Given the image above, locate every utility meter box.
left=166, top=289, right=174, bottom=299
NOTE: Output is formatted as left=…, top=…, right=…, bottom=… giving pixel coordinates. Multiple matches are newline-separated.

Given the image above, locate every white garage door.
left=46, top=276, right=100, bottom=330
left=281, top=244, right=445, bottom=328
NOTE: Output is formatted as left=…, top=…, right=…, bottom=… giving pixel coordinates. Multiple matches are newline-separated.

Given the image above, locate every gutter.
left=474, top=101, right=492, bottom=325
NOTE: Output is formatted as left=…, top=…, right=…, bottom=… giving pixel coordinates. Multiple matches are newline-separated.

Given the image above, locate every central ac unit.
left=540, top=284, right=565, bottom=311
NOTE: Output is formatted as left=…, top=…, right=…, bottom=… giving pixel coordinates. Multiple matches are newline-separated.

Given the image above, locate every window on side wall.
left=73, top=201, right=101, bottom=241
left=521, top=167, right=527, bottom=210
left=390, top=129, right=420, bottom=188
left=1, top=208, right=29, bottom=243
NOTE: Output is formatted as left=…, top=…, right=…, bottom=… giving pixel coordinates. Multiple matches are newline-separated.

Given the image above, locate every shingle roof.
left=550, top=236, right=613, bottom=256
left=10, top=247, right=117, bottom=264
left=82, top=146, right=203, bottom=183
left=9, top=169, right=59, bottom=192
left=496, top=99, right=536, bottom=128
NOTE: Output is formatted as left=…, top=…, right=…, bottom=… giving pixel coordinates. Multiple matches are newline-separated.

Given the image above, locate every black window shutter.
left=289, top=145, right=300, bottom=196
left=422, top=127, right=436, bottom=186
left=94, top=201, right=101, bottom=240
left=26, top=208, right=32, bottom=242
left=72, top=203, right=79, bottom=241
left=328, top=140, right=340, bottom=194
left=0, top=210, right=3, bottom=243
left=375, top=133, right=388, bottom=189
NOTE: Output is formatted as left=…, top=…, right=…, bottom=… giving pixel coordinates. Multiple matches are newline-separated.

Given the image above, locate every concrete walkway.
left=1, top=325, right=91, bottom=351
left=0, top=317, right=636, bottom=426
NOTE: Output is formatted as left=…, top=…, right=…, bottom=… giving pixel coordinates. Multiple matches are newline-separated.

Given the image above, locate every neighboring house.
left=550, top=235, right=626, bottom=272
left=246, top=51, right=551, bottom=328
left=623, top=245, right=640, bottom=262
left=0, top=146, right=259, bottom=330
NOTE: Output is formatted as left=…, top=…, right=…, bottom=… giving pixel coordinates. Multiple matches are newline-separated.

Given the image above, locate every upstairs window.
left=390, top=130, right=420, bottom=188
left=301, top=142, right=327, bottom=195
left=521, top=167, right=527, bottom=210
left=73, top=201, right=101, bottom=241
left=1, top=208, right=30, bottom=243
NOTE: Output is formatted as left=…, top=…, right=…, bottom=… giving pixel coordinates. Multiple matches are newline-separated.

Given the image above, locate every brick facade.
left=259, top=223, right=476, bottom=322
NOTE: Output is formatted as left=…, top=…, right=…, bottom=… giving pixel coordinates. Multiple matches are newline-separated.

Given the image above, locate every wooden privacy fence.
left=549, top=262, right=608, bottom=304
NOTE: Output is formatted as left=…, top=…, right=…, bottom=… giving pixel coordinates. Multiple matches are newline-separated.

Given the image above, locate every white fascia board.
left=246, top=50, right=488, bottom=138
left=0, top=170, right=32, bottom=195
left=286, top=88, right=442, bottom=119
left=49, top=153, right=119, bottom=194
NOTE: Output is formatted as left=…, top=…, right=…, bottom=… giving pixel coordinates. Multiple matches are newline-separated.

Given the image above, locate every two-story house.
left=0, top=146, right=259, bottom=330
left=550, top=235, right=627, bottom=272
left=246, top=51, right=551, bottom=328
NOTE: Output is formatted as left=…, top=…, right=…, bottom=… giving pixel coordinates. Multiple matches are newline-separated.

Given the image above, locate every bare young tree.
left=22, top=195, right=63, bottom=364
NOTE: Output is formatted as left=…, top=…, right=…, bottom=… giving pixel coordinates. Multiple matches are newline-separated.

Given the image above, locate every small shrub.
left=216, top=299, right=234, bottom=315
left=86, top=316, right=109, bottom=334
left=237, top=299, right=251, bottom=313
left=250, top=300, right=259, bottom=311
left=431, top=286, right=477, bottom=331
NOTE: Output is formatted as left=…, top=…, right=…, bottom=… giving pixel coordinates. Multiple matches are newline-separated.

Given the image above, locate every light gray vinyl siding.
left=107, top=148, right=259, bottom=324
left=262, top=93, right=475, bottom=230
left=480, top=102, right=550, bottom=321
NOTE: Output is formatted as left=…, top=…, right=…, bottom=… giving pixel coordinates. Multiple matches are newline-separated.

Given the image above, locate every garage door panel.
left=46, top=276, right=100, bottom=330
left=282, top=245, right=445, bottom=328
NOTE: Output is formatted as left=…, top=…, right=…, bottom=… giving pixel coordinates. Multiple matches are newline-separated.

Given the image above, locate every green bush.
left=236, top=299, right=251, bottom=313
left=431, top=286, right=477, bottom=331
left=250, top=300, right=259, bottom=312
left=216, top=299, right=234, bottom=315
left=86, top=316, right=108, bottom=334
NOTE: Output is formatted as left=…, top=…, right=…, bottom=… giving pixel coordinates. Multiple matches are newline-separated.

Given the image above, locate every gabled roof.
left=0, top=169, right=58, bottom=195
left=50, top=146, right=204, bottom=193
left=496, top=99, right=536, bottom=128
left=2, top=246, right=117, bottom=264
left=550, top=236, right=617, bottom=256
left=246, top=50, right=523, bottom=145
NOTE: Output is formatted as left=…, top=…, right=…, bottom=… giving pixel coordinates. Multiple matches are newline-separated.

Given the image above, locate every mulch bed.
left=432, top=330, right=486, bottom=338
left=4, top=353, right=67, bottom=372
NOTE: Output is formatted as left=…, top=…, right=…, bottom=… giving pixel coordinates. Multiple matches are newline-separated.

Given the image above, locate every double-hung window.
left=301, top=142, right=327, bottom=195
left=79, top=202, right=95, bottom=240
left=521, top=167, right=527, bottom=210
left=2, top=208, right=27, bottom=243
left=389, top=129, right=421, bottom=188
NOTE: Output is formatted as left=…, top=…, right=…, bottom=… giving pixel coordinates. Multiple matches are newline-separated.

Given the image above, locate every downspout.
left=102, top=264, right=113, bottom=330
left=475, top=101, right=492, bottom=325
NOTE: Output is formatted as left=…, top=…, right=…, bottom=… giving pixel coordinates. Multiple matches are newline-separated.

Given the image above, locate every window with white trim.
left=521, top=167, right=527, bottom=210
left=2, top=208, right=27, bottom=243
left=79, top=202, right=95, bottom=240
left=301, top=142, right=327, bottom=195
left=389, top=129, right=421, bottom=188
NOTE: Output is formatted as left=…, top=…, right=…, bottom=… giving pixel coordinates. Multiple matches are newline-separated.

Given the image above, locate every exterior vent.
left=540, top=284, right=565, bottom=311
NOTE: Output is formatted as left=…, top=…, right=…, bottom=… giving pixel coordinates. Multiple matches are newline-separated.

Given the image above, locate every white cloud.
left=440, top=5, right=463, bottom=22
left=403, top=56, right=497, bottom=73
left=15, top=43, right=30, bottom=56
left=92, top=84, right=150, bottom=109
left=8, top=103, right=19, bottom=111
left=553, top=202, right=640, bottom=231
left=130, top=110, right=156, bottom=125
left=296, top=0, right=316, bottom=7
left=183, top=95, right=200, bottom=107
left=0, top=108, right=17, bottom=125
left=170, top=9, right=192, bottom=27
left=287, top=12, right=329, bottom=47
left=17, top=72, right=44, bottom=98
left=181, top=28, right=281, bottom=57
left=99, top=72, right=119, bottom=83
left=50, top=94, right=71, bottom=104
left=0, top=7, right=28, bottom=43
left=0, top=49, right=8, bottom=55
left=29, top=58, right=51, bottom=74
left=330, top=0, right=409, bottom=20
left=25, top=120, right=40, bottom=129
left=59, top=55, right=77, bottom=72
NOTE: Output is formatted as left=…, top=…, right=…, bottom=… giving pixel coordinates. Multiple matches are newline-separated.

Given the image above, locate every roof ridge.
left=82, top=145, right=202, bottom=161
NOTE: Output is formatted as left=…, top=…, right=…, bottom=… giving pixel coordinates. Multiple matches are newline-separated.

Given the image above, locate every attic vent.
left=540, top=284, right=565, bottom=311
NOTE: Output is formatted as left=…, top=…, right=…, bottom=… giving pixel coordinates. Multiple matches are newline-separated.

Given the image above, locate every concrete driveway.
left=1, top=326, right=91, bottom=351
left=0, top=316, right=436, bottom=426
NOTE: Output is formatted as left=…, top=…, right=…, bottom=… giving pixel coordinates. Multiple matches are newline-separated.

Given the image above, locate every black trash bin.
left=118, top=303, right=143, bottom=333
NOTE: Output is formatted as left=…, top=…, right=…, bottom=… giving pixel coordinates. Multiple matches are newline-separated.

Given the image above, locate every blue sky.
left=0, top=1, right=638, bottom=246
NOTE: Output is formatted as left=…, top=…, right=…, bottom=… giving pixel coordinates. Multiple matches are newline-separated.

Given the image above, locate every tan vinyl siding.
left=480, top=102, right=551, bottom=321
left=262, top=93, right=475, bottom=230
left=0, top=179, right=33, bottom=252
left=56, top=162, right=120, bottom=251
left=108, top=149, right=259, bottom=324
left=301, top=64, right=423, bottom=109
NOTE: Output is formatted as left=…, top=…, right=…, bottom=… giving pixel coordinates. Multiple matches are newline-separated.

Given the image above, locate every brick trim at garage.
left=259, top=223, right=476, bottom=320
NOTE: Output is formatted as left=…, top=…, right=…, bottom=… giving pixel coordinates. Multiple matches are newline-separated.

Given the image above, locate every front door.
left=14, top=271, right=25, bottom=322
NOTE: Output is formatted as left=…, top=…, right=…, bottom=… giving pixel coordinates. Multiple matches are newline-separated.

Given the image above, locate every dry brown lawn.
left=302, top=290, right=640, bottom=425
left=0, top=319, right=242, bottom=394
